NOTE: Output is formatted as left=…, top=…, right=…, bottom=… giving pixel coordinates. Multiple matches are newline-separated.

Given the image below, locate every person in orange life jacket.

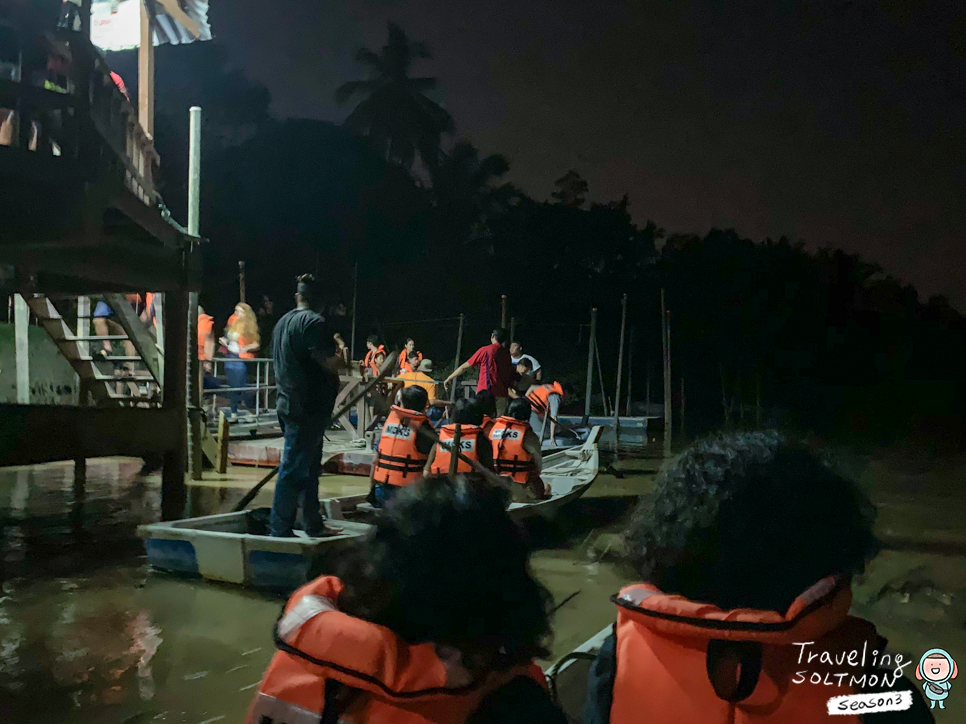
left=363, top=335, right=386, bottom=376
left=425, top=398, right=494, bottom=475
left=247, top=476, right=565, bottom=724
left=513, top=359, right=564, bottom=447
left=490, top=398, right=548, bottom=502
left=475, top=389, right=499, bottom=438
left=369, top=385, right=435, bottom=508
left=398, top=337, right=423, bottom=373
left=584, top=431, right=934, bottom=724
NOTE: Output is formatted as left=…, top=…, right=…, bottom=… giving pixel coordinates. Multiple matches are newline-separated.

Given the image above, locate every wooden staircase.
left=27, top=293, right=163, bottom=406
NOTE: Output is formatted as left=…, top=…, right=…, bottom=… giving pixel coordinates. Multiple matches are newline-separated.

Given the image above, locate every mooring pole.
left=238, top=261, right=246, bottom=304
left=186, top=106, right=203, bottom=481
left=14, top=293, right=29, bottom=404
left=613, top=294, right=628, bottom=456
left=595, top=330, right=609, bottom=417
left=509, top=316, right=515, bottom=344
left=661, top=289, right=672, bottom=457
left=350, top=262, right=358, bottom=362
left=584, top=307, right=596, bottom=418
left=162, top=292, right=189, bottom=520
left=500, top=295, right=507, bottom=330
left=625, top=326, right=635, bottom=417
left=451, top=313, right=464, bottom=404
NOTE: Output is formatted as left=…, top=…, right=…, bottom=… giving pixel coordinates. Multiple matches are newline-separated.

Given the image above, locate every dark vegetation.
left=108, top=23, right=965, bottom=446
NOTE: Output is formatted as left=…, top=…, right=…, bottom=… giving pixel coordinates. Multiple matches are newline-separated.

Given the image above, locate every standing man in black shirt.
left=269, top=274, right=344, bottom=537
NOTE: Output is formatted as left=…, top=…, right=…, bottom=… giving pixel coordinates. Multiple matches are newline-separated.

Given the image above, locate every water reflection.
left=0, top=456, right=644, bottom=724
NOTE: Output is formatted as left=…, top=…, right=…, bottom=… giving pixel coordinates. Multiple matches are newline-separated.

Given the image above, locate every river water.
left=0, top=457, right=647, bottom=724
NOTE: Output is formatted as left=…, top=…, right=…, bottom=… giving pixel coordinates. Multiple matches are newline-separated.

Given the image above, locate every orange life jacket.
left=365, top=345, right=387, bottom=375
left=398, top=349, right=423, bottom=372
left=526, top=382, right=564, bottom=418
left=489, top=416, right=534, bottom=484
left=373, top=405, right=429, bottom=487
left=198, top=313, right=214, bottom=360
left=247, top=576, right=547, bottom=724
left=430, top=424, right=482, bottom=475
left=610, top=577, right=886, bottom=724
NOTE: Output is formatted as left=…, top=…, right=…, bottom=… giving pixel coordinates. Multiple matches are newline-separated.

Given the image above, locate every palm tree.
left=430, top=141, right=515, bottom=247
left=335, top=22, right=454, bottom=172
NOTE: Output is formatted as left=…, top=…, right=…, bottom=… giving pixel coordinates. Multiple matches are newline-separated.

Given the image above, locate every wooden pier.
left=0, top=18, right=200, bottom=519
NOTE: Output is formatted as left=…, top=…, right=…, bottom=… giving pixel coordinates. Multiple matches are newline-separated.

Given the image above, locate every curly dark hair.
left=623, top=430, right=878, bottom=613
left=336, top=475, right=553, bottom=671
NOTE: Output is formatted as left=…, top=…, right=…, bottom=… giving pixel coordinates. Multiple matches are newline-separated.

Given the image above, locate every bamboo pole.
left=625, top=326, right=635, bottom=417
left=584, top=308, right=596, bottom=419
left=509, top=316, right=516, bottom=344
left=613, top=294, right=628, bottom=454
left=238, top=261, right=246, bottom=304
left=350, top=262, right=358, bottom=362
left=448, top=424, right=461, bottom=476
left=501, top=295, right=507, bottom=329
left=450, top=313, right=464, bottom=404
left=661, top=289, right=672, bottom=456
left=186, top=106, right=203, bottom=480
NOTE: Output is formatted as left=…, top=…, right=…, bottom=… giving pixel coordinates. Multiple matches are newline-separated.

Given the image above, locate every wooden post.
left=661, top=289, right=672, bottom=456
left=756, top=368, right=762, bottom=426
left=77, top=295, right=90, bottom=403
left=138, top=0, right=154, bottom=137
left=625, top=326, right=635, bottom=417
left=216, top=412, right=230, bottom=474
left=350, top=262, right=358, bottom=361
left=448, top=424, right=461, bottom=476
left=186, top=106, right=203, bottom=480
left=509, top=316, right=515, bottom=344
left=584, top=308, right=596, bottom=418
left=161, top=292, right=188, bottom=520
left=72, top=456, right=86, bottom=536
left=500, top=295, right=507, bottom=330
left=645, top=357, right=651, bottom=417
left=15, top=294, right=29, bottom=404
left=594, top=330, right=609, bottom=417
left=680, top=374, right=686, bottom=439
left=613, top=294, right=628, bottom=455
left=238, top=261, right=246, bottom=304
left=450, top=313, right=464, bottom=404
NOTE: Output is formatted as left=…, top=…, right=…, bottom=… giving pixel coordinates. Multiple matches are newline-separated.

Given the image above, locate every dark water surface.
left=0, top=457, right=641, bottom=724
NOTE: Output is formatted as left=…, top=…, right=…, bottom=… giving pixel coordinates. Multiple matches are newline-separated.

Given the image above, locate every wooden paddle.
left=230, top=351, right=399, bottom=512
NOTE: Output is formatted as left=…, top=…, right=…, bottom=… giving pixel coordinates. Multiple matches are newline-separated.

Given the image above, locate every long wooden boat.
left=136, top=510, right=373, bottom=590
left=544, top=625, right=613, bottom=719
left=328, top=427, right=603, bottom=522
left=138, top=428, right=600, bottom=589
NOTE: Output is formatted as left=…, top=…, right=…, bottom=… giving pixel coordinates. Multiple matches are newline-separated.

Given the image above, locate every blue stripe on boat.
left=248, top=550, right=308, bottom=590
left=144, top=539, right=199, bottom=575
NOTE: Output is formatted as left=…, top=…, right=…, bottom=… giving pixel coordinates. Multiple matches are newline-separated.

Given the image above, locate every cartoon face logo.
left=916, top=648, right=958, bottom=710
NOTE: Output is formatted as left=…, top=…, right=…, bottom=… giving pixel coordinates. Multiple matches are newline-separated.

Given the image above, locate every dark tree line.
left=107, top=23, right=965, bottom=445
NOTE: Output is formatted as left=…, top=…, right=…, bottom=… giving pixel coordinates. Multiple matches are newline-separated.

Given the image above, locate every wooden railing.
left=0, top=21, right=159, bottom=205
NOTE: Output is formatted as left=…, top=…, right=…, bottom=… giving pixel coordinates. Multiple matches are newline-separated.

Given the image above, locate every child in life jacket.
left=584, top=431, right=933, bottom=724
left=247, top=476, right=566, bottom=724
left=369, top=385, right=435, bottom=508
left=425, top=398, right=494, bottom=475
left=489, top=398, right=549, bottom=501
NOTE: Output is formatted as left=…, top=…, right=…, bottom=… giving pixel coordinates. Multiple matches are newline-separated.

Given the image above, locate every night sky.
left=211, top=1, right=965, bottom=310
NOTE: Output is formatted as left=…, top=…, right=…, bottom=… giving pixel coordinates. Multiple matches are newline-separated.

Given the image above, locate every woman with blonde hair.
left=220, top=302, right=260, bottom=417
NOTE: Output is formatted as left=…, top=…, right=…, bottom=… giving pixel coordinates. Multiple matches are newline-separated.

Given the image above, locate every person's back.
left=585, top=431, right=934, bottom=724
left=273, top=307, right=338, bottom=419
left=489, top=398, right=547, bottom=500
left=428, top=398, right=493, bottom=474
left=247, top=477, right=566, bottom=724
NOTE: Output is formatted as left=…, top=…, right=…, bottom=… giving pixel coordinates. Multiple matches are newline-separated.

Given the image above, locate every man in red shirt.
left=444, top=328, right=514, bottom=416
